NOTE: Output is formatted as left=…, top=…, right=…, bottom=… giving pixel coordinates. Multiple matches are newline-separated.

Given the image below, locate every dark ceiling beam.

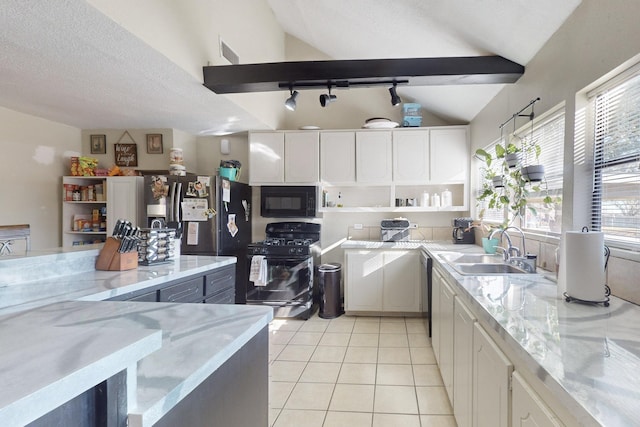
left=202, top=56, right=524, bottom=94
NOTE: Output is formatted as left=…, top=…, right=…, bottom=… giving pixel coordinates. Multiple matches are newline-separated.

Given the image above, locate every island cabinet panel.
left=107, top=265, right=235, bottom=304
left=203, top=264, right=235, bottom=304
left=153, top=326, right=269, bottom=427
left=27, top=370, right=127, bottom=427
left=158, top=277, right=204, bottom=303
left=127, top=290, right=158, bottom=302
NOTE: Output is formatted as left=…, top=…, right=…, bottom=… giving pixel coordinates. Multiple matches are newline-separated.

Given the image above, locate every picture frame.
left=90, top=134, right=106, bottom=154
left=114, top=143, right=138, bottom=167
left=146, top=134, right=163, bottom=154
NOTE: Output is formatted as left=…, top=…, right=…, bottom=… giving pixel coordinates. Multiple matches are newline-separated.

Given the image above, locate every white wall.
left=87, top=0, right=287, bottom=131
left=0, top=107, right=81, bottom=250
left=469, top=0, right=640, bottom=304
left=470, top=0, right=640, bottom=231
left=80, top=129, right=174, bottom=171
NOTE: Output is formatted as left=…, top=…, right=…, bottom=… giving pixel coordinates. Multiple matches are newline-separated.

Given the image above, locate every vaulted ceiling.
left=0, top=0, right=581, bottom=135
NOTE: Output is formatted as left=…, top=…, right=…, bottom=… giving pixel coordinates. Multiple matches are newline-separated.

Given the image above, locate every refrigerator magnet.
left=227, top=214, right=238, bottom=237
left=222, top=179, right=231, bottom=202
left=187, top=222, right=199, bottom=245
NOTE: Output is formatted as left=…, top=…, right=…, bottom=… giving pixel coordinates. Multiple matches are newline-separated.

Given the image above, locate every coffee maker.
left=452, top=218, right=475, bottom=244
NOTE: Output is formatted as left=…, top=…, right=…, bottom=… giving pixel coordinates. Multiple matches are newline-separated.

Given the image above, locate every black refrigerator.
left=143, top=174, right=252, bottom=303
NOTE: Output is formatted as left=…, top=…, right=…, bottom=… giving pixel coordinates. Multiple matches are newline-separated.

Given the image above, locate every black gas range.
left=246, top=222, right=320, bottom=319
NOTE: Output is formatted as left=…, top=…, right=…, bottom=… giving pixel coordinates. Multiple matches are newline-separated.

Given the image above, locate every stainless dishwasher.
left=420, top=249, right=433, bottom=337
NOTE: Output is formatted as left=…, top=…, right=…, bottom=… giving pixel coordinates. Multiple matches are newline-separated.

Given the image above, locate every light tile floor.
left=269, top=313, right=457, bottom=427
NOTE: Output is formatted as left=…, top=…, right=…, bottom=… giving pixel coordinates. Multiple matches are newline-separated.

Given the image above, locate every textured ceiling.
left=0, top=0, right=581, bottom=135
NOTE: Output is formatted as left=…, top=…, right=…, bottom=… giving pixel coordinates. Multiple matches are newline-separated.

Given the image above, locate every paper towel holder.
left=563, top=227, right=611, bottom=307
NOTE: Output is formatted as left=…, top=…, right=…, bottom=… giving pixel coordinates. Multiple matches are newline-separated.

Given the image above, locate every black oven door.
left=246, top=255, right=313, bottom=314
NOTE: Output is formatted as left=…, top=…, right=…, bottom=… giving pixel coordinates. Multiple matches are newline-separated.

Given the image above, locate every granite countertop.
left=343, top=240, right=640, bottom=426
left=0, top=255, right=236, bottom=315
left=0, top=319, right=162, bottom=426
left=0, top=301, right=273, bottom=427
left=430, top=249, right=640, bottom=427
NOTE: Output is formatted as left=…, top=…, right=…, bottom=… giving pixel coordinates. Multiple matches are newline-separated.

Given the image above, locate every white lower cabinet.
left=345, top=249, right=420, bottom=313
left=473, top=323, right=514, bottom=427
left=512, top=372, right=564, bottom=427
left=345, top=250, right=384, bottom=311
left=439, top=279, right=456, bottom=404
left=453, top=296, right=477, bottom=427
left=431, top=267, right=443, bottom=364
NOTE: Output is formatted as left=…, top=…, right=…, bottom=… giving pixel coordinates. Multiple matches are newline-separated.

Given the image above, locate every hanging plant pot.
left=492, top=176, right=505, bottom=188
left=505, top=152, right=521, bottom=168
left=522, top=165, right=545, bottom=182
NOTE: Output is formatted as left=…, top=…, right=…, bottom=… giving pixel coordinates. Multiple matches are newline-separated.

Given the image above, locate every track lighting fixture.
left=389, top=83, right=402, bottom=106
left=284, top=88, right=298, bottom=111
left=319, top=86, right=337, bottom=107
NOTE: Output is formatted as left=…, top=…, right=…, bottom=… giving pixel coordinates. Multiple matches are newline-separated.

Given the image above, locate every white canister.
left=441, top=189, right=452, bottom=207
left=421, top=192, right=430, bottom=207
left=431, top=193, right=441, bottom=208
left=169, top=148, right=184, bottom=165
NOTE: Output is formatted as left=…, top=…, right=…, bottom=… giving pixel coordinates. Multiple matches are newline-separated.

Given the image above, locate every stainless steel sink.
left=453, top=263, right=528, bottom=275
left=438, top=252, right=535, bottom=275
left=438, top=253, right=503, bottom=264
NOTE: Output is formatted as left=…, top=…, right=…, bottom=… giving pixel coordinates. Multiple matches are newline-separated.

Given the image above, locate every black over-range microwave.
left=260, top=186, right=317, bottom=218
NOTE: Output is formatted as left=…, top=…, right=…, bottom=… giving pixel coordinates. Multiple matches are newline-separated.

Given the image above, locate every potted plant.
left=503, top=136, right=522, bottom=169
left=465, top=220, right=503, bottom=254
left=475, top=145, right=556, bottom=226
left=520, top=119, right=545, bottom=182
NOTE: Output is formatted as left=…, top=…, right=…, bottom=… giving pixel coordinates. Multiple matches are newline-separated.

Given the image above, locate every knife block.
left=95, top=237, right=138, bottom=271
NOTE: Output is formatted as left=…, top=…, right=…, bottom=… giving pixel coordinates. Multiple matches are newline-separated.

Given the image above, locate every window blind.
left=520, top=111, right=565, bottom=233
left=592, top=73, right=640, bottom=248
left=475, top=139, right=506, bottom=224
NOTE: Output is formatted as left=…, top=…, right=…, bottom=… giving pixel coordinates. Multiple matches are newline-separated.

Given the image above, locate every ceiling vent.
left=220, top=39, right=239, bottom=65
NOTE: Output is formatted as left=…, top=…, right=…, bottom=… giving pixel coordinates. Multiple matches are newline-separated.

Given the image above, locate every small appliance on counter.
left=381, top=218, right=411, bottom=242
left=452, top=218, right=475, bottom=244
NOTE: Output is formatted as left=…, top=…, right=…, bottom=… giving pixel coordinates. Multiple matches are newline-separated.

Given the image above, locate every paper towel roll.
left=562, top=231, right=606, bottom=301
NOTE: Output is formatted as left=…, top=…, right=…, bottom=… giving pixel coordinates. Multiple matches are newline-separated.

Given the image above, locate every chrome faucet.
left=489, top=226, right=526, bottom=261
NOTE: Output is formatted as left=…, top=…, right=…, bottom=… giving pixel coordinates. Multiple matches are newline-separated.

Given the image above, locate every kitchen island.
left=0, top=248, right=273, bottom=426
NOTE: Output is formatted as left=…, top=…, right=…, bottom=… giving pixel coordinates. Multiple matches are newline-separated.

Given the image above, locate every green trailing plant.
left=475, top=145, right=557, bottom=224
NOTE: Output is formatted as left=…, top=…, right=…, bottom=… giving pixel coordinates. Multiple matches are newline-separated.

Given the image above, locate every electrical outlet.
left=409, top=223, right=418, bottom=228
left=354, top=223, right=363, bottom=230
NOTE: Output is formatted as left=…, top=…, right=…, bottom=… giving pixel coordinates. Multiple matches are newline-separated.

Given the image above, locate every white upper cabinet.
left=249, top=131, right=319, bottom=184
left=249, top=132, right=285, bottom=184
left=320, top=131, right=356, bottom=183
left=284, top=131, right=319, bottom=183
left=393, top=130, right=430, bottom=183
left=356, top=131, right=392, bottom=183
left=430, top=127, right=468, bottom=183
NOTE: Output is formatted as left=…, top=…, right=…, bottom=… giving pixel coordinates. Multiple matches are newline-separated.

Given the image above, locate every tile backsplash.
left=346, top=225, right=640, bottom=306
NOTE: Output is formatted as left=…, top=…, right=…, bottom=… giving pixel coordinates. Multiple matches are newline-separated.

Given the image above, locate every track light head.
left=285, top=89, right=299, bottom=111
left=389, top=84, right=402, bottom=106
left=319, top=85, right=336, bottom=107
left=319, top=93, right=337, bottom=107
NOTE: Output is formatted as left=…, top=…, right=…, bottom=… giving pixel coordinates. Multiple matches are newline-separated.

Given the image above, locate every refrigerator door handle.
left=174, top=182, right=182, bottom=222
left=168, top=182, right=176, bottom=222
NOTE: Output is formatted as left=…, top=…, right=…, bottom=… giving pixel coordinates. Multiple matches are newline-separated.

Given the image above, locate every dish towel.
left=249, top=255, right=268, bottom=287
